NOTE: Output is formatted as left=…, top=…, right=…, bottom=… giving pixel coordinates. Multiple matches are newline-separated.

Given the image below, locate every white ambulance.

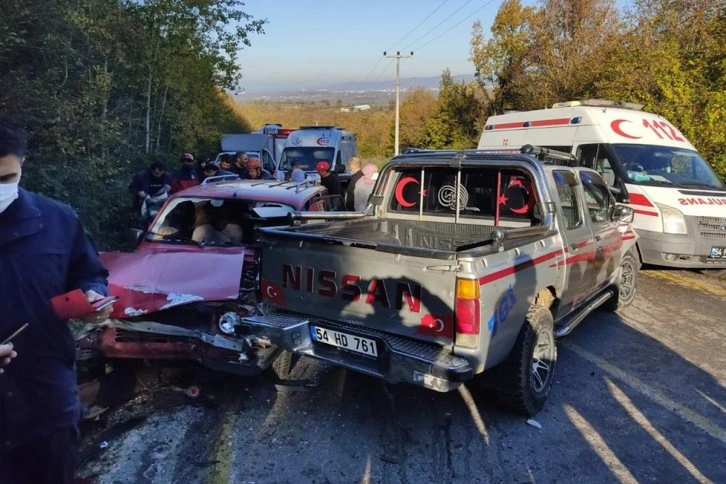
left=278, top=125, right=358, bottom=180
left=478, top=99, right=726, bottom=269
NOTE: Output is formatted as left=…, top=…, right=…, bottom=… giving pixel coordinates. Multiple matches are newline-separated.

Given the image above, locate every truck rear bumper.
left=243, top=312, right=473, bottom=392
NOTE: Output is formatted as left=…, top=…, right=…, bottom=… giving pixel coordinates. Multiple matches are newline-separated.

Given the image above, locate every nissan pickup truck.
left=241, top=146, right=639, bottom=415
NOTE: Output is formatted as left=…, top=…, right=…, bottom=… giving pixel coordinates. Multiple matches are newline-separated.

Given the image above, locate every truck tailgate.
left=259, top=237, right=458, bottom=344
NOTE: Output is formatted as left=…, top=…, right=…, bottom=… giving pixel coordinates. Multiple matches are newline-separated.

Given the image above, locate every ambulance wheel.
left=603, top=253, right=638, bottom=312
left=491, top=305, right=557, bottom=416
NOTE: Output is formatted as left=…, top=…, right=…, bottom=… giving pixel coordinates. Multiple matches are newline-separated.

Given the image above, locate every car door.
left=579, top=171, right=623, bottom=290
left=551, top=169, right=598, bottom=315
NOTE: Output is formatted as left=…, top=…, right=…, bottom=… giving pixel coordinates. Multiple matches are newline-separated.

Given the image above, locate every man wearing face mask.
left=0, top=118, right=112, bottom=484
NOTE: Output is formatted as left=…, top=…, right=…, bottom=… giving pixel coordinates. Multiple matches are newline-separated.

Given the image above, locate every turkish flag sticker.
left=417, top=314, right=453, bottom=338
left=261, top=279, right=285, bottom=306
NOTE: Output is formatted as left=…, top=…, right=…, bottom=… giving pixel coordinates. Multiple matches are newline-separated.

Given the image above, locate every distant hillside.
left=238, top=74, right=476, bottom=104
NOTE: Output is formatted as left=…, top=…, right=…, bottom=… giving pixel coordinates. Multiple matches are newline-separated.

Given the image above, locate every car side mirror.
left=611, top=204, right=634, bottom=223
left=128, top=228, right=145, bottom=246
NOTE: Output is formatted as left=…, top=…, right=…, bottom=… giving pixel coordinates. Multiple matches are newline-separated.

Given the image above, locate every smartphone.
left=1, top=323, right=29, bottom=345
left=93, top=296, right=119, bottom=312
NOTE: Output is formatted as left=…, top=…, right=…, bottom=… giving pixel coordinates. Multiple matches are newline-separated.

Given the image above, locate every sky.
left=238, top=0, right=529, bottom=92
left=238, top=0, right=633, bottom=92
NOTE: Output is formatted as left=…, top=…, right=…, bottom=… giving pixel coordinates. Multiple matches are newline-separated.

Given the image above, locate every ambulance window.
left=580, top=172, right=612, bottom=224
left=553, top=171, right=582, bottom=230
left=578, top=144, right=616, bottom=186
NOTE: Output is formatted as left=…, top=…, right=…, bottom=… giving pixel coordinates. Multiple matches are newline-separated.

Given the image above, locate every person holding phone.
left=0, top=118, right=112, bottom=484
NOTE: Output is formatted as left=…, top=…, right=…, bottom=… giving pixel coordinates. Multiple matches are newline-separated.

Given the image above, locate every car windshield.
left=279, top=147, right=335, bottom=170
left=610, top=144, right=724, bottom=189
left=146, top=197, right=295, bottom=246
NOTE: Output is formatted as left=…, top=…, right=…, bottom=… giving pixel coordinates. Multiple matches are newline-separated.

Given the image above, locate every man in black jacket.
left=345, top=156, right=363, bottom=210
left=0, top=118, right=112, bottom=484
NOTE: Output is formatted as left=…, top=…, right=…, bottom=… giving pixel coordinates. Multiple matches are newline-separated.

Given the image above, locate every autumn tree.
left=398, top=88, right=439, bottom=149
left=469, top=0, right=536, bottom=115
left=423, top=70, right=484, bottom=149
left=596, top=0, right=726, bottom=177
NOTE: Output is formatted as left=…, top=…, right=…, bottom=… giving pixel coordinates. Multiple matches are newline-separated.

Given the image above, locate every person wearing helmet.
left=242, top=157, right=274, bottom=180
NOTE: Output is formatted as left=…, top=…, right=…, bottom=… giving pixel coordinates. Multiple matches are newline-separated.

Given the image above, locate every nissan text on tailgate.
left=242, top=146, right=639, bottom=415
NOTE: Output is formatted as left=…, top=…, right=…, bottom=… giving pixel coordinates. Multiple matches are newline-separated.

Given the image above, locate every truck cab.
left=478, top=99, right=726, bottom=269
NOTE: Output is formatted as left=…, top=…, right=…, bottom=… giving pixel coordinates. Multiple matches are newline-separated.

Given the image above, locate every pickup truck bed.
left=264, top=217, right=543, bottom=254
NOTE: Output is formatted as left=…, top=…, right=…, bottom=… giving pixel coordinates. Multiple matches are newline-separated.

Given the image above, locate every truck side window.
left=553, top=171, right=582, bottom=230
left=580, top=172, right=612, bottom=224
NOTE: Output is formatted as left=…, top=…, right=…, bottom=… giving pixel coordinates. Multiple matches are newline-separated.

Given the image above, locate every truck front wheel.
left=603, top=252, right=638, bottom=312
left=490, top=305, right=557, bottom=416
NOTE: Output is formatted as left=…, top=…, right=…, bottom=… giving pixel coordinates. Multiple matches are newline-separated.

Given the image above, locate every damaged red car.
left=77, top=178, right=337, bottom=375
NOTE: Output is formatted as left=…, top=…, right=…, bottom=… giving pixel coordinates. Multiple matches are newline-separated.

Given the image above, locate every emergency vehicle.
left=278, top=125, right=358, bottom=179
left=478, top=99, right=726, bottom=269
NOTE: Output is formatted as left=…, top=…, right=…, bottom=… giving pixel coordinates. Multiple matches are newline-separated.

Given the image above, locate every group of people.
left=129, top=151, right=276, bottom=226
left=313, top=156, right=378, bottom=211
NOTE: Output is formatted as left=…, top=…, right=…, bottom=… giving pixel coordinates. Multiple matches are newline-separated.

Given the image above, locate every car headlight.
left=218, top=312, right=241, bottom=335
left=656, top=203, right=687, bottom=235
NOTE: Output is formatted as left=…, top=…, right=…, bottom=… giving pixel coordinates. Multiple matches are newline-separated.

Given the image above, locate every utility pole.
left=384, top=51, right=413, bottom=156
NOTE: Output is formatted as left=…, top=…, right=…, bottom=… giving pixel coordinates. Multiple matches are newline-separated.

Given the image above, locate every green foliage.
left=0, top=0, right=265, bottom=248
left=470, top=0, right=726, bottom=178
left=422, top=71, right=485, bottom=149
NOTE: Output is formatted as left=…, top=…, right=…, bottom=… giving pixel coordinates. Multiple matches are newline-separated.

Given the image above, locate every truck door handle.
left=595, top=235, right=602, bottom=242
left=569, top=243, right=579, bottom=251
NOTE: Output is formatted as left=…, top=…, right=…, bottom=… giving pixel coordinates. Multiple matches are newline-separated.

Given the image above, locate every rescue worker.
left=242, top=157, right=274, bottom=180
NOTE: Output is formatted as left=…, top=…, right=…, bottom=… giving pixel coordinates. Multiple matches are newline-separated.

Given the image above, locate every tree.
left=596, top=0, right=725, bottom=177
left=469, top=0, right=536, bottom=115
left=423, top=70, right=484, bottom=149
left=398, top=88, right=439, bottom=149
left=527, top=0, right=622, bottom=107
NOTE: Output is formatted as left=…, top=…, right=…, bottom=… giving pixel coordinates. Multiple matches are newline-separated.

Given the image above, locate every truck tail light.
left=455, top=278, right=480, bottom=348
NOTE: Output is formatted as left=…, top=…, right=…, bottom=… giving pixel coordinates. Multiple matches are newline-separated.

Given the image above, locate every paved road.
left=78, top=269, right=726, bottom=484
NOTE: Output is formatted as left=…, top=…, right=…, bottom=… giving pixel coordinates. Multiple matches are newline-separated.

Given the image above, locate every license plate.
left=310, top=326, right=378, bottom=357
left=709, top=247, right=726, bottom=259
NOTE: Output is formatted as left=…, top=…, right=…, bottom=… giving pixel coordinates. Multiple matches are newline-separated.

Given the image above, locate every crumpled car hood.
left=101, top=249, right=245, bottom=318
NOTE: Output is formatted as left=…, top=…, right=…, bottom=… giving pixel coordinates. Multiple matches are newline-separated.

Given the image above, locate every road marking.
left=605, top=378, right=710, bottom=483
left=564, top=342, right=726, bottom=445
left=563, top=404, right=638, bottom=483
left=642, top=270, right=726, bottom=297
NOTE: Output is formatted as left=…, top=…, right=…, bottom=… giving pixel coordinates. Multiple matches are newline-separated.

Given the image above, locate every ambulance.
left=478, top=99, right=726, bottom=269
left=278, top=125, right=358, bottom=180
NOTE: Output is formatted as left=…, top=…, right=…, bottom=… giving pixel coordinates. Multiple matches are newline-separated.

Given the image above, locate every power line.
left=412, top=0, right=499, bottom=53
left=402, top=0, right=476, bottom=52
left=353, top=0, right=449, bottom=91
left=385, top=0, right=450, bottom=52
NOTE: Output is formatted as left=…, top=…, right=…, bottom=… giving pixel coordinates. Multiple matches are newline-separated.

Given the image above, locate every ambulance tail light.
left=455, top=278, right=480, bottom=348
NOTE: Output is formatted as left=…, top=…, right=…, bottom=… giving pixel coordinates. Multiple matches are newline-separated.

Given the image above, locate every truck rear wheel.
left=603, top=253, right=638, bottom=312
left=490, top=305, right=557, bottom=416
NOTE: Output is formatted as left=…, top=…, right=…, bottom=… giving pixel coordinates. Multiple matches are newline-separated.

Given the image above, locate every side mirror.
left=128, top=228, right=145, bottom=246
left=611, top=204, right=634, bottom=223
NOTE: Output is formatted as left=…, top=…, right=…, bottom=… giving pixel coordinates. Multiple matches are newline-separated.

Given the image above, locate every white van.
left=478, top=99, right=726, bottom=269
left=278, top=126, right=357, bottom=180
